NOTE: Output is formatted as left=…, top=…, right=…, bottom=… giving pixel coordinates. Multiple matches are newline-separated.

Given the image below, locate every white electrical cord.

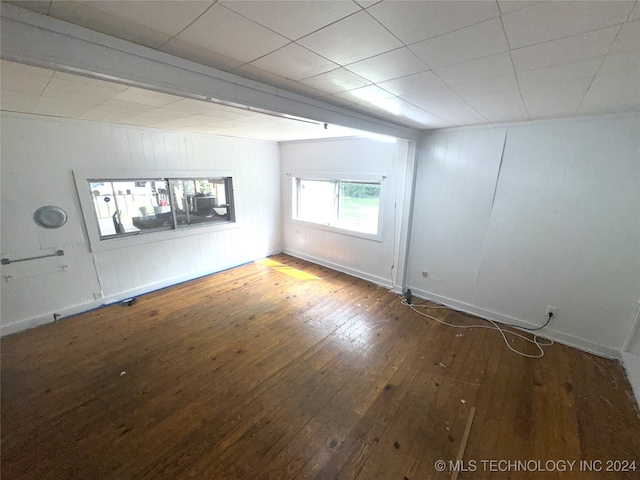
left=401, top=298, right=553, bottom=358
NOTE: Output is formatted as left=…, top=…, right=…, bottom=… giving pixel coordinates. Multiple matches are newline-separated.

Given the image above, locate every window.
left=171, top=178, right=233, bottom=227
left=293, top=177, right=382, bottom=236
left=88, top=176, right=234, bottom=240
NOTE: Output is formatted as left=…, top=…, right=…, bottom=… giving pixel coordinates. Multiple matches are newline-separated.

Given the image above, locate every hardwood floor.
left=2, top=254, right=639, bottom=479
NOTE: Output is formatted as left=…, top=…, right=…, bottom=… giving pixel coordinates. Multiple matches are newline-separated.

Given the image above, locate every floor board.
left=2, top=254, right=639, bottom=479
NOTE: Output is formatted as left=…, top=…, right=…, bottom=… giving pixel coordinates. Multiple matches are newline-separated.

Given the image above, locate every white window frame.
left=290, top=172, right=385, bottom=241
left=74, top=170, right=239, bottom=252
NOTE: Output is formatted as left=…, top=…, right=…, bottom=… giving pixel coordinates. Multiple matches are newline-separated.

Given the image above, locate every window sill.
left=87, top=220, right=240, bottom=253
left=291, top=218, right=382, bottom=242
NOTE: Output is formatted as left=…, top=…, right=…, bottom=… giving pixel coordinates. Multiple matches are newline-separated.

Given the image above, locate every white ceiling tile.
left=578, top=51, right=640, bottom=115
left=333, top=85, right=396, bottom=104
left=118, top=118, right=167, bottom=128
left=281, top=82, right=328, bottom=99
left=159, top=38, right=244, bottom=71
left=114, top=88, right=184, bottom=108
left=52, top=72, right=129, bottom=91
left=516, top=57, right=603, bottom=90
left=32, top=98, right=98, bottom=118
left=7, top=1, right=51, bottom=14
left=233, top=64, right=293, bottom=87
left=193, top=115, right=234, bottom=126
left=409, top=18, right=509, bottom=68
left=578, top=49, right=640, bottom=115
left=355, top=1, right=382, bottom=8
left=250, top=43, right=338, bottom=81
left=43, top=77, right=121, bottom=104
left=376, top=71, right=445, bottom=96
left=354, top=97, right=453, bottom=128
left=297, top=11, right=402, bottom=65
left=502, top=1, right=634, bottom=49
left=579, top=88, right=640, bottom=116
left=610, top=19, right=640, bottom=54
left=595, top=48, right=640, bottom=80
left=151, top=108, right=194, bottom=120
left=451, top=74, right=520, bottom=102
left=434, top=53, right=513, bottom=86
left=156, top=117, right=203, bottom=129
left=368, top=0, right=500, bottom=45
left=463, top=89, right=529, bottom=123
left=497, top=1, right=539, bottom=15
left=116, top=111, right=192, bottom=126
left=1, top=91, right=40, bottom=112
left=79, top=105, right=142, bottom=122
left=0, top=61, right=389, bottom=141
left=322, top=95, right=356, bottom=110
left=299, top=68, right=371, bottom=94
left=401, top=87, right=487, bottom=125
left=0, top=60, right=53, bottom=95
left=177, top=4, right=290, bottom=63
left=48, top=1, right=171, bottom=49
left=1, top=59, right=52, bottom=79
left=77, top=1, right=213, bottom=37
left=511, top=26, right=620, bottom=72
left=220, top=1, right=359, bottom=40
left=345, top=48, right=429, bottom=83
left=200, top=108, right=250, bottom=121
left=163, top=98, right=220, bottom=115
left=323, top=94, right=359, bottom=109
left=520, top=80, right=591, bottom=119
left=37, top=91, right=105, bottom=110
left=99, top=100, right=158, bottom=115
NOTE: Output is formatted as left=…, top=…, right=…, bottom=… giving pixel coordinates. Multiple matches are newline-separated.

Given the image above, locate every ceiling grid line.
left=2, top=0, right=638, bottom=133
left=156, top=1, right=218, bottom=51
left=574, top=23, right=626, bottom=116
left=498, top=9, right=530, bottom=120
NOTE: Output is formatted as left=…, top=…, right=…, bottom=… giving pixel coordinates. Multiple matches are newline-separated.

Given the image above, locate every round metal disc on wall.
left=33, top=206, right=68, bottom=229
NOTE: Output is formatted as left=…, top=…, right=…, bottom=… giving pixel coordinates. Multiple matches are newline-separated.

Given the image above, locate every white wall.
left=0, top=113, right=281, bottom=335
left=407, top=114, right=640, bottom=358
left=280, top=137, right=409, bottom=288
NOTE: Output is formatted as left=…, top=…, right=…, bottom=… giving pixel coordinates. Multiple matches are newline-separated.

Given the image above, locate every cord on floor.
left=400, top=298, right=553, bottom=358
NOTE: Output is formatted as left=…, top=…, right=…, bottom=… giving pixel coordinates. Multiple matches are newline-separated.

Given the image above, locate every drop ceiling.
left=0, top=60, right=381, bottom=141
left=3, top=0, right=640, bottom=134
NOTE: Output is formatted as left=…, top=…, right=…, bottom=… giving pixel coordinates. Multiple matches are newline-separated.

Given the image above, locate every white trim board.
left=283, top=248, right=397, bottom=292
left=407, top=287, right=623, bottom=360
left=623, top=301, right=640, bottom=354
left=621, top=352, right=640, bottom=408
left=281, top=251, right=621, bottom=359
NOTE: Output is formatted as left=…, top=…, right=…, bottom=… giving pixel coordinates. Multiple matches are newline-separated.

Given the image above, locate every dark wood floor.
left=2, top=254, right=639, bottom=479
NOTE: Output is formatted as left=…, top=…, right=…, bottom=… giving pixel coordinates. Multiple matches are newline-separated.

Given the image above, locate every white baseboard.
left=283, top=248, right=395, bottom=291
left=621, top=352, right=640, bottom=408
left=408, top=287, right=622, bottom=360
left=1, top=249, right=281, bottom=337
left=1, top=300, right=104, bottom=337
left=100, top=256, right=266, bottom=305
left=278, top=253, right=621, bottom=360
left=2, top=249, right=625, bottom=365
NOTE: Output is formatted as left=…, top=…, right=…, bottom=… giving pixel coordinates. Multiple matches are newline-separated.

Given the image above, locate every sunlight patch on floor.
left=256, top=258, right=321, bottom=280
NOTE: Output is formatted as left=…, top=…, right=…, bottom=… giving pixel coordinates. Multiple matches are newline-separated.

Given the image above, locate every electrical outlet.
left=546, top=305, right=558, bottom=318
left=421, top=271, right=428, bottom=278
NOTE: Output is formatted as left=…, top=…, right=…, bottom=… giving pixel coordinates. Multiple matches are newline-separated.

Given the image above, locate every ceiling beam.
left=0, top=3, right=419, bottom=141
